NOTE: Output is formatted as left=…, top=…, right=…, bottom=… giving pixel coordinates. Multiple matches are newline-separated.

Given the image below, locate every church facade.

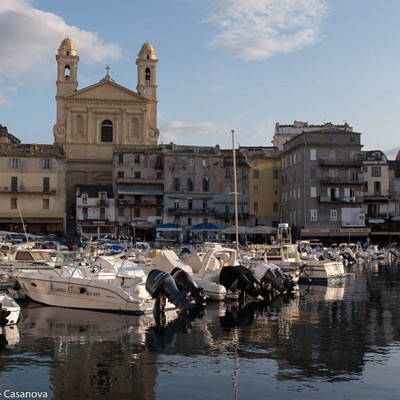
left=53, top=37, right=160, bottom=222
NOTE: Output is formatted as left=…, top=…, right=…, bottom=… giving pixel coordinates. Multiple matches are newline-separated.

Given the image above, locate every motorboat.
left=264, top=224, right=346, bottom=285
left=11, top=250, right=201, bottom=315
left=0, top=291, right=21, bottom=326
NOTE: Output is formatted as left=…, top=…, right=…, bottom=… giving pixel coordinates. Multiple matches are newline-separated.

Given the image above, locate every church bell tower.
left=136, top=41, right=158, bottom=100
left=56, top=37, right=79, bottom=97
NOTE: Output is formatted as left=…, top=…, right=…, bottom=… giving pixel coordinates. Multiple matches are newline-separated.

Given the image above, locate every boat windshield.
left=282, top=245, right=298, bottom=261
left=55, top=251, right=87, bottom=267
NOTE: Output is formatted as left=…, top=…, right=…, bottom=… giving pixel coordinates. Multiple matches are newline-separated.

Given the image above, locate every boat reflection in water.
left=4, top=260, right=400, bottom=399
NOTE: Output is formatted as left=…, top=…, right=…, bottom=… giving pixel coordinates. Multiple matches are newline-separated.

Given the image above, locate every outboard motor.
left=146, top=269, right=195, bottom=312
left=255, top=263, right=295, bottom=293
left=219, top=265, right=265, bottom=298
left=171, top=267, right=207, bottom=307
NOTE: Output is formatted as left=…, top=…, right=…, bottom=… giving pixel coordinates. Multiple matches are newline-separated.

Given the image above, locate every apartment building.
left=280, top=127, right=368, bottom=242
left=0, top=143, right=67, bottom=235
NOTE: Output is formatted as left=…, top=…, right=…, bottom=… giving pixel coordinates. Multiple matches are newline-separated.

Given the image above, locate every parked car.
left=42, top=241, right=69, bottom=251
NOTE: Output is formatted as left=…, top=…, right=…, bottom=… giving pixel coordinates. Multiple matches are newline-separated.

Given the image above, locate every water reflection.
left=0, top=260, right=399, bottom=399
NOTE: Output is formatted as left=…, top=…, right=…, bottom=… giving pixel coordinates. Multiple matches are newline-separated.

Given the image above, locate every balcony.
left=168, top=208, right=216, bottom=216
left=320, top=176, right=364, bottom=185
left=96, top=200, right=109, bottom=207
left=1, top=186, right=57, bottom=194
left=318, top=157, right=363, bottom=167
left=319, top=196, right=363, bottom=203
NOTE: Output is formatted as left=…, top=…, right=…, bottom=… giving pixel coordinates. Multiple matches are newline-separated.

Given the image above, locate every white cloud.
left=203, top=0, right=329, bottom=60
left=159, top=120, right=222, bottom=143
left=0, top=0, right=122, bottom=87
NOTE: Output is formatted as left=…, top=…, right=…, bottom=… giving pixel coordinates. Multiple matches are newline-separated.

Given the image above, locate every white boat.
left=0, top=291, right=21, bottom=326
left=145, top=248, right=237, bottom=301
left=10, top=251, right=172, bottom=315
left=264, top=224, right=346, bottom=285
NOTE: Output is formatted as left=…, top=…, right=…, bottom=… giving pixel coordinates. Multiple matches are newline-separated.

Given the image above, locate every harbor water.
left=1, top=259, right=399, bottom=399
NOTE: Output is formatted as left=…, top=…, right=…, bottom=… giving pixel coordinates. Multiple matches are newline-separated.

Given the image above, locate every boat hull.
left=14, top=273, right=158, bottom=315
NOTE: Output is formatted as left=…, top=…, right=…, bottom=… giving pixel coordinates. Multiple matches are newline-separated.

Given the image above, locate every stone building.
left=279, top=127, right=368, bottom=242
left=113, top=146, right=164, bottom=240
left=0, top=143, right=67, bottom=234
left=273, top=121, right=352, bottom=151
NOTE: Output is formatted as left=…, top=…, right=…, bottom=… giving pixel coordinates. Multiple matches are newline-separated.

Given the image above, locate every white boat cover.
left=150, top=250, right=193, bottom=274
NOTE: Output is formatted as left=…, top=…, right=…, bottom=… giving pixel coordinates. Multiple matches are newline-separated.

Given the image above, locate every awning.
left=363, top=199, right=389, bottom=204
left=134, top=221, right=155, bottom=230
left=221, top=225, right=250, bottom=234
left=156, top=223, right=182, bottom=232
left=117, top=188, right=164, bottom=196
left=301, top=228, right=371, bottom=237
left=248, top=225, right=277, bottom=234
left=190, top=223, right=221, bottom=231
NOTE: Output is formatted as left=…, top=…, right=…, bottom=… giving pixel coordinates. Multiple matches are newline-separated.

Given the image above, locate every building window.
left=374, top=181, right=381, bottom=196
left=273, top=202, right=278, bottom=212
left=118, top=207, right=124, bottom=217
left=134, top=208, right=141, bottom=218
left=118, top=171, right=124, bottom=178
left=203, top=200, right=208, bottom=210
left=173, top=157, right=178, bottom=164
left=272, top=169, right=278, bottom=179
left=310, top=187, right=317, bottom=197
left=310, top=149, right=316, bottom=160
left=310, top=168, right=316, bottom=179
left=8, top=158, right=21, bottom=169
left=364, top=181, right=368, bottom=192
left=311, top=209, right=318, bottom=221
left=253, top=169, right=259, bottom=179
left=254, top=185, right=259, bottom=195
left=174, top=200, right=180, bottom=209
left=253, top=159, right=259, bottom=167
left=189, top=158, right=194, bottom=166
left=134, top=155, right=140, bottom=164
left=43, top=177, right=50, bottom=193
left=188, top=200, right=193, bottom=210
left=82, top=207, right=88, bottom=219
left=226, top=169, right=231, bottom=177
left=188, top=217, right=192, bottom=225
left=118, top=153, right=124, bottom=164
left=371, top=166, right=381, bottom=177
left=43, top=199, right=49, bottom=210
left=173, top=177, right=180, bottom=191
left=242, top=188, right=247, bottom=196
left=101, top=120, right=113, bottom=142
left=330, top=135, right=335, bottom=143
left=202, top=177, right=210, bottom=192
left=135, top=171, right=141, bottom=179
left=254, top=202, right=259, bottom=212
left=11, top=177, right=18, bottom=192
left=202, top=158, right=208, bottom=167
left=225, top=186, right=232, bottom=195
left=350, top=136, right=356, bottom=143
left=145, top=67, right=151, bottom=82
left=82, top=193, right=87, bottom=204
left=40, top=159, right=52, bottom=169
left=330, top=210, right=337, bottom=221
left=187, top=177, right=195, bottom=191
left=329, top=150, right=336, bottom=161
left=156, top=172, right=162, bottom=179
left=311, top=135, right=317, bottom=143
left=225, top=205, right=230, bottom=216
left=11, top=198, right=18, bottom=209
left=273, top=185, right=278, bottom=195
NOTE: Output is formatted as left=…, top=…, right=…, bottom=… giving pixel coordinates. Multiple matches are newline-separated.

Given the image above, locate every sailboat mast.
left=231, top=130, right=239, bottom=253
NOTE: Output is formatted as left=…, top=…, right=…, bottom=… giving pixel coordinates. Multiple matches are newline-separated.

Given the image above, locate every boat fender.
left=46, top=281, right=53, bottom=295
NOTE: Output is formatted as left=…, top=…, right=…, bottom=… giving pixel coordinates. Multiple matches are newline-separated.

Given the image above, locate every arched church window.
left=64, top=65, right=70, bottom=78
left=101, top=120, right=113, bottom=143
left=145, top=68, right=150, bottom=83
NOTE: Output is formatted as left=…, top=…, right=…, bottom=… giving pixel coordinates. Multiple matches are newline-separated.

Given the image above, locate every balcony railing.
left=168, top=208, right=216, bottom=216
left=319, top=196, right=363, bottom=203
left=1, top=186, right=57, bottom=194
left=320, top=176, right=364, bottom=185
left=318, top=157, right=363, bottom=167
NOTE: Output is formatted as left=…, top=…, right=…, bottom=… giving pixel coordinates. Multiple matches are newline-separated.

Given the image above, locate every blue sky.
left=1, top=0, right=400, bottom=157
